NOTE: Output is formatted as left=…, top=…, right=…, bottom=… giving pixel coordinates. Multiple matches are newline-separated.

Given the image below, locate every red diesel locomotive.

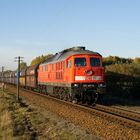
left=0, top=46, right=105, bottom=104
left=38, top=46, right=105, bottom=104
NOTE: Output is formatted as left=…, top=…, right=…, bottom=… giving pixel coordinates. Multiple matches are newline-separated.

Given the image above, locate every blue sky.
left=0, top=0, right=140, bottom=70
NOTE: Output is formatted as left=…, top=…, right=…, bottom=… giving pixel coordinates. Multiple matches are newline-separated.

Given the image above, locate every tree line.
left=103, top=56, right=140, bottom=99
left=103, top=56, right=140, bottom=77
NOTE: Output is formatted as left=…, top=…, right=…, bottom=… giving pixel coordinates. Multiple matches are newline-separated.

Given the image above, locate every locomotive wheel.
left=71, top=93, right=78, bottom=104
left=59, top=88, right=64, bottom=100
left=97, top=94, right=104, bottom=104
left=43, top=85, right=47, bottom=95
left=59, top=94, right=63, bottom=100
left=68, top=95, right=72, bottom=102
left=63, top=93, right=68, bottom=101
left=81, top=92, right=86, bottom=104
left=91, top=92, right=98, bottom=105
left=38, top=85, right=41, bottom=93
left=94, top=93, right=98, bottom=104
left=87, top=94, right=92, bottom=105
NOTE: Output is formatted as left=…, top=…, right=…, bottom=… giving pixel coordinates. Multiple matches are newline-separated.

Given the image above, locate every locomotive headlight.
left=98, top=83, right=106, bottom=87
left=99, top=84, right=103, bottom=87
left=74, top=84, right=79, bottom=87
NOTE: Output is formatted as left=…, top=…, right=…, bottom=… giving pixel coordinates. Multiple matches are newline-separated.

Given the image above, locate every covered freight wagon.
left=26, top=65, right=39, bottom=89
left=20, top=68, right=27, bottom=87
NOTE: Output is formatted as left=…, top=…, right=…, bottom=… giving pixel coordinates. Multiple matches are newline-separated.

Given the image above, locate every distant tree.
left=133, top=57, right=140, bottom=64
left=105, top=63, right=140, bottom=77
left=30, top=54, right=53, bottom=66
left=20, top=62, right=27, bottom=70
left=103, top=56, right=133, bottom=66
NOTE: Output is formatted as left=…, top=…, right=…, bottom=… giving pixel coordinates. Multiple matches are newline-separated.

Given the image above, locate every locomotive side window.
left=90, top=58, right=101, bottom=66
left=68, top=60, right=72, bottom=68
left=56, top=63, right=58, bottom=70
left=63, top=62, right=65, bottom=69
left=74, top=58, right=86, bottom=67
left=52, top=64, right=54, bottom=70
left=45, top=65, right=48, bottom=71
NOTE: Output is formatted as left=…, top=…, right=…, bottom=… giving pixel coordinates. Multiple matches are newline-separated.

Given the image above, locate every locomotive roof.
left=41, top=47, right=101, bottom=65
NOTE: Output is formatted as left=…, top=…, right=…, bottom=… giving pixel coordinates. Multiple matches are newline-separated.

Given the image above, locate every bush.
left=105, top=64, right=140, bottom=99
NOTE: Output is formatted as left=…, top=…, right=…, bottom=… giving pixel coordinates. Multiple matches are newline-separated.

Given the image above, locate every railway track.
left=94, top=104, right=140, bottom=122
left=7, top=85, right=140, bottom=130
left=21, top=89, right=140, bottom=130
left=88, top=104, right=140, bottom=130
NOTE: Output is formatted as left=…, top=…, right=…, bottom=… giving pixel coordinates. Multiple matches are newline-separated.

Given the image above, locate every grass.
left=0, top=90, right=37, bottom=140
left=0, top=90, right=14, bottom=140
left=0, top=88, right=100, bottom=140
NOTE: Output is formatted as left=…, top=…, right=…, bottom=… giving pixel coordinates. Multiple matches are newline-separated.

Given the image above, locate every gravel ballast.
left=7, top=85, right=140, bottom=140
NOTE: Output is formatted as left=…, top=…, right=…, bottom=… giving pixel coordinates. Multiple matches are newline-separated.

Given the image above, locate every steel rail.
left=93, top=104, right=140, bottom=122
left=22, top=88, right=140, bottom=130
left=7, top=85, right=140, bottom=130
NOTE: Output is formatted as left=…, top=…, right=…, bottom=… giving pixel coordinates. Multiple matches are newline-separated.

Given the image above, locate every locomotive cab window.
left=90, top=58, right=101, bottom=66
left=74, top=58, right=86, bottom=67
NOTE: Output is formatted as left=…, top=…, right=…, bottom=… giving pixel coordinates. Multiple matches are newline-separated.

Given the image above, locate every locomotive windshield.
left=90, top=58, right=101, bottom=66
left=74, top=58, right=86, bottom=67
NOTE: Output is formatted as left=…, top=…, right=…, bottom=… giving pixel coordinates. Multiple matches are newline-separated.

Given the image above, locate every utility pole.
left=15, top=56, right=24, bottom=101
left=2, top=66, right=4, bottom=83
left=1, top=66, right=4, bottom=92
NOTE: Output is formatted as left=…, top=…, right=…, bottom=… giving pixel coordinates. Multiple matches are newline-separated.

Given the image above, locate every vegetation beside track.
left=6, top=85, right=140, bottom=140
left=0, top=89, right=100, bottom=140
left=0, top=89, right=38, bottom=139
left=0, top=90, right=13, bottom=139
left=103, top=56, right=140, bottom=101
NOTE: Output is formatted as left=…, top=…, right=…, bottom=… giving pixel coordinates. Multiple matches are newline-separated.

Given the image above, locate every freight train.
left=0, top=46, right=106, bottom=104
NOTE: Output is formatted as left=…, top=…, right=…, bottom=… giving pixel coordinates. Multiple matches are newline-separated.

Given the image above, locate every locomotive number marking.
left=85, top=76, right=92, bottom=80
